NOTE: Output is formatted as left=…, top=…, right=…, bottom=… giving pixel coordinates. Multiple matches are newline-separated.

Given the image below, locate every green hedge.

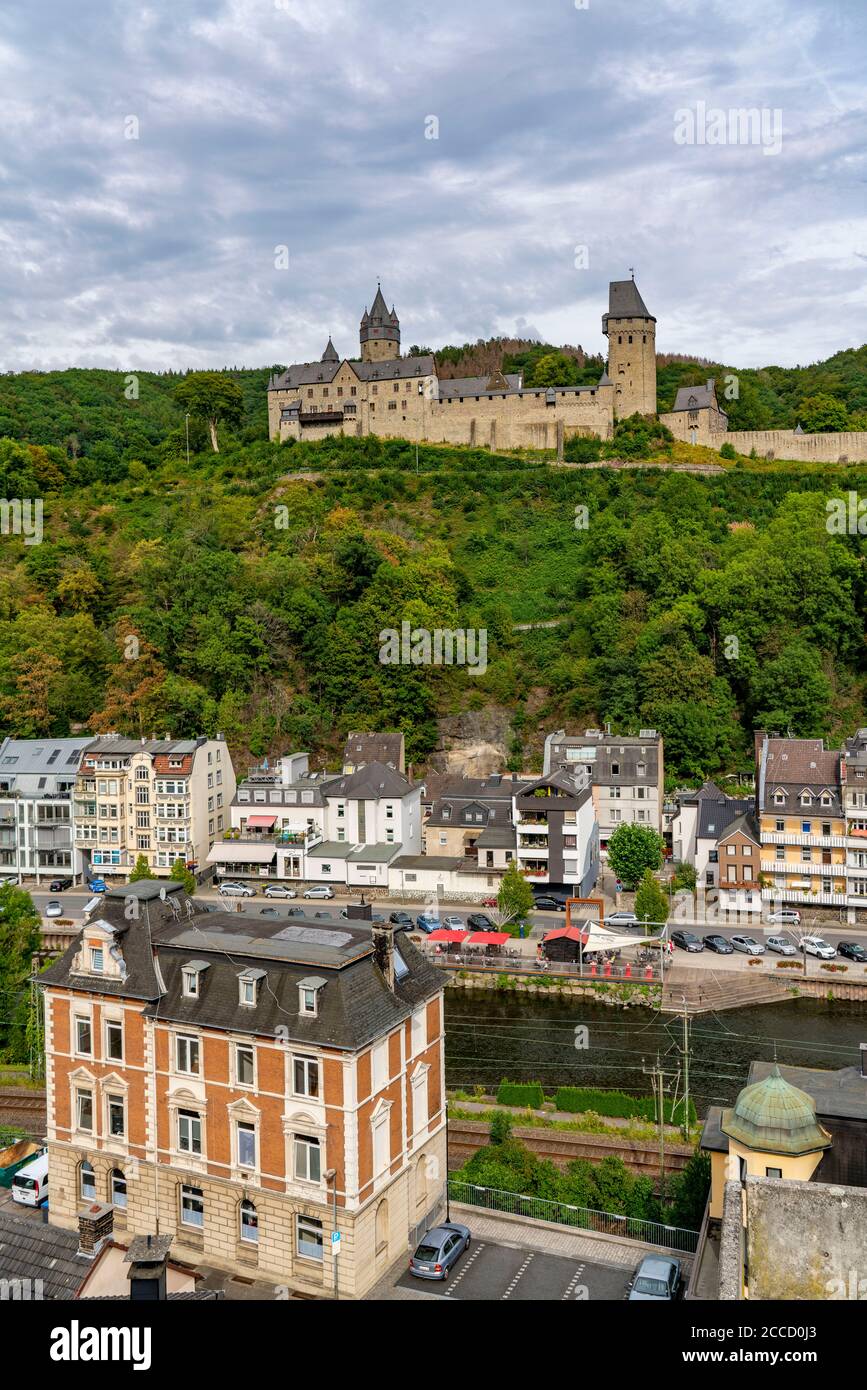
left=554, top=1086, right=696, bottom=1126
left=496, top=1081, right=545, bottom=1109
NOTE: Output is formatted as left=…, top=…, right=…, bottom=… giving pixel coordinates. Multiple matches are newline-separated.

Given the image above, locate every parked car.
left=766, top=909, right=801, bottom=926
left=11, top=1149, right=49, bottom=1208
left=838, top=941, right=867, bottom=962
left=671, top=930, right=704, bottom=953
left=218, top=881, right=256, bottom=898
left=48, top=877, right=73, bottom=892
left=45, top=900, right=63, bottom=918
left=389, top=912, right=414, bottom=928
left=415, top=913, right=441, bottom=934
left=442, top=915, right=465, bottom=930
left=802, top=936, right=836, bottom=960
left=303, top=886, right=335, bottom=900
left=605, top=910, right=639, bottom=928
left=731, top=935, right=765, bottom=955
left=703, top=934, right=734, bottom=954
left=766, top=935, right=798, bottom=956
left=628, top=1255, right=681, bottom=1301
left=87, top=878, right=108, bottom=893
left=0, top=874, right=18, bottom=886
left=466, top=913, right=494, bottom=932
left=532, top=895, right=567, bottom=912
left=264, top=885, right=297, bottom=899
left=481, top=897, right=498, bottom=908
left=408, top=1223, right=471, bottom=1281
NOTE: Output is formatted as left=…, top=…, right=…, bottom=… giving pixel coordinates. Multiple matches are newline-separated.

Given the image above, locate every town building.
left=513, top=768, right=599, bottom=896
left=342, top=731, right=405, bottom=775
left=73, top=735, right=235, bottom=882
left=39, top=880, right=446, bottom=1299
left=755, top=734, right=847, bottom=913
left=671, top=781, right=754, bottom=893
left=209, top=752, right=421, bottom=889
left=544, top=728, right=664, bottom=849
left=0, top=737, right=92, bottom=883
left=659, top=378, right=728, bottom=447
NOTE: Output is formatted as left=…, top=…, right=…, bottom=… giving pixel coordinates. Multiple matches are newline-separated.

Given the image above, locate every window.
left=240, top=1199, right=258, bottom=1244
left=299, top=986, right=318, bottom=1016
left=110, top=1168, right=127, bottom=1209
left=766, top=1167, right=782, bottom=1180
left=182, top=968, right=200, bottom=998
left=237, top=1122, right=256, bottom=1169
left=239, top=972, right=261, bottom=1006
left=80, top=1161, right=96, bottom=1200
left=294, top=1134, right=321, bottom=1183
left=90, top=947, right=104, bottom=972
left=297, top=1214, right=323, bottom=1262
left=106, top=1019, right=124, bottom=1062
left=107, top=1093, right=125, bottom=1138
left=180, top=1185, right=204, bottom=1229
left=776, top=819, right=785, bottom=832
left=293, top=1055, right=319, bottom=1098
left=802, top=821, right=812, bottom=834
left=178, top=1110, right=202, bottom=1155
left=235, top=1044, right=255, bottom=1088
left=75, top=1016, right=92, bottom=1056
left=176, top=1034, right=200, bottom=1075
left=76, top=1088, right=94, bottom=1132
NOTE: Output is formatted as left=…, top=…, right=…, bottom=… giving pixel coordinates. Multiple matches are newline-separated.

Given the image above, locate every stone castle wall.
left=726, top=429, right=867, bottom=463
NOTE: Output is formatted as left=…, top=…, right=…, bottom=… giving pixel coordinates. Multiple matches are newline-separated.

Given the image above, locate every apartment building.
left=544, top=728, right=664, bottom=849
left=74, top=735, right=236, bottom=881
left=423, top=773, right=523, bottom=872
left=0, top=737, right=91, bottom=883
left=672, top=782, right=753, bottom=890
left=755, top=735, right=847, bottom=912
left=512, top=768, right=599, bottom=896
left=40, top=880, right=446, bottom=1299
left=209, top=752, right=421, bottom=888
left=342, top=731, right=405, bottom=774
left=716, top=813, right=763, bottom=914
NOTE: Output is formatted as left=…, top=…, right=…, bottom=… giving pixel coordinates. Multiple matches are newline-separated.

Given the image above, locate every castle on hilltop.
left=268, top=281, right=867, bottom=463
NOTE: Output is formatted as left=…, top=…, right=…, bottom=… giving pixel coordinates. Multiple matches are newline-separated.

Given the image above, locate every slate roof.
left=325, top=761, right=415, bottom=801
left=761, top=738, right=842, bottom=814
left=422, top=774, right=527, bottom=805
left=438, top=373, right=523, bottom=399
left=322, top=337, right=339, bottom=363
left=672, top=383, right=722, bottom=412
left=343, top=732, right=405, bottom=772
left=718, top=810, right=760, bottom=844
left=748, top=1061, right=867, bottom=1123
left=0, top=1209, right=90, bottom=1299
left=426, top=796, right=514, bottom=829
left=270, top=355, right=435, bottom=391
left=391, top=854, right=464, bottom=872
left=602, top=278, right=655, bottom=327
left=698, top=796, right=753, bottom=841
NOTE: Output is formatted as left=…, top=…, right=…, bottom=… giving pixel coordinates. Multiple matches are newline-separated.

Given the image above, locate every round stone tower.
left=360, top=284, right=400, bottom=363
left=602, top=277, right=657, bottom=418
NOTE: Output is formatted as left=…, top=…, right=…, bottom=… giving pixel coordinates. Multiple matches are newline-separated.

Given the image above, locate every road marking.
left=502, top=1251, right=535, bottom=1299
left=563, top=1263, right=586, bottom=1300
left=443, top=1241, right=485, bottom=1297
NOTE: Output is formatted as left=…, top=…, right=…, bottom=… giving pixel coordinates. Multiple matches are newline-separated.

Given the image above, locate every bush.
left=555, top=1086, right=696, bottom=1127
left=563, top=433, right=603, bottom=463
left=719, top=442, right=738, bottom=460
left=496, top=1080, right=545, bottom=1109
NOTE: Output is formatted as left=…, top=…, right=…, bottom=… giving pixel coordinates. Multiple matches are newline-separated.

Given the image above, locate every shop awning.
left=428, top=929, right=469, bottom=944
left=246, top=815, right=277, bottom=829
left=207, top=843, right=277, bottom=864
left=468, top=932, right=511, bottom=946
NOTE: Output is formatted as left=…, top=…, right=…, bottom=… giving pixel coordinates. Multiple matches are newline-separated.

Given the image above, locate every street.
left=394, top=1238, right=633, bottom=1301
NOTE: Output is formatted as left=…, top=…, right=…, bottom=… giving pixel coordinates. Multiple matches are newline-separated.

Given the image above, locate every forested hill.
left=0, top=340, right=865, bottom=468
left=1, top=413, right=867, bottom=781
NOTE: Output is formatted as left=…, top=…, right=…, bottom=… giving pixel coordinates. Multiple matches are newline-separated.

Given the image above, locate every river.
left=444, top=993, right=867, bottom=1115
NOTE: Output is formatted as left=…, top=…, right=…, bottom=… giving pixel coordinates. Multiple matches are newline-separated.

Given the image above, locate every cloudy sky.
left=0, top=0, right=864, bottom=372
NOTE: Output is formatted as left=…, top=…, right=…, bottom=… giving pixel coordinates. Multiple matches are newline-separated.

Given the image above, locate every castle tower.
left=321, top=336, right=339, bottom=363
left=602, top=277, right=657, bottom=417
left=360, top=284, right=400, bottom=363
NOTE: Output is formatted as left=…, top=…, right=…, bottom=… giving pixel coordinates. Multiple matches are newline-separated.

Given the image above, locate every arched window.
left=240, top=1199, right=258, bottom=1245
left=110, top=1168, right=127, bottom=1209
left=80, top=1160, right=96, bottom=1200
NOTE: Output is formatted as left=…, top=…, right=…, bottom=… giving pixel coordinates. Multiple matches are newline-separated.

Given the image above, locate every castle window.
left=388, top=402, right=397, bottom=411
left=618, top=335, right=622, bottom=344
left=351, top=386, right=357, bottom=396
left=322, top=388, right=328, bottom=398
left=394, top=383, right=399, bottom=392
left=307, top=389, right=313, bottom=398
left=337, top=387, right=343, bottom=397
left=628, top=335, right=633, bottom=344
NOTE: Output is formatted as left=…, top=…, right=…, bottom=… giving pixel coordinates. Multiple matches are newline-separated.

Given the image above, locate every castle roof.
left=602, top=278, right=655, bottom=328
left=671, top=381, right=722, bottom=413
left=321, top=337, right=339, bottom=363
left=368, top=285, right=398, bottom=326
left=269, top=355, right=435, bottom=392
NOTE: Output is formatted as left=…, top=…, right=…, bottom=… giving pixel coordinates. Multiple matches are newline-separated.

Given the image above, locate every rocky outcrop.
left=429, top=707, right=514, bottom=775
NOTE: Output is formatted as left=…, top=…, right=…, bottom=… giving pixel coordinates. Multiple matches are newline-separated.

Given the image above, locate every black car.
left=49, top=877, right=73, bottom=892
left=704, top=934, right=734, bottom=954
left=389, top=912, right=414, bottom=928
left=466, top=913, right=494, bottom=932
left=532, top=895, right=567, bottom=912
left=671, top=930, right=704, bottom=953
left=838, top=941, right=867, bottom=962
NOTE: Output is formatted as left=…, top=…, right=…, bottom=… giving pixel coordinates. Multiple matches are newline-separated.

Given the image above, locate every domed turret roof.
left=721, top=1066, right=832, bottom=1156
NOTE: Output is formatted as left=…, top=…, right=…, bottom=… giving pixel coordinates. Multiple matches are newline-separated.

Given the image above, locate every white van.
left=11, top=1149, right=49, bottom=1207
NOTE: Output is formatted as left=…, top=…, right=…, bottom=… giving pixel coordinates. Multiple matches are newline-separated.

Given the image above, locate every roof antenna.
left=629, top=266, right=635, bottom=280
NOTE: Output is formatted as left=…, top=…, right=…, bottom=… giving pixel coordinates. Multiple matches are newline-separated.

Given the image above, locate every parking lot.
left=394, top=1239, right=632, bottom=1301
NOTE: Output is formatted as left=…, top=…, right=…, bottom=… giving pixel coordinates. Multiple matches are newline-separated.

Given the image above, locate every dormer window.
left=298, top=976, right=326, bottom=1018
left=182, top=961, right=209, bottom=998
left=238, top=969, right=265, bottom=1007
left=801, top=793, right=812, bottom=807
left=774, top=792, right=786, bottom=805
left=637, top=763, right=646, bottom=778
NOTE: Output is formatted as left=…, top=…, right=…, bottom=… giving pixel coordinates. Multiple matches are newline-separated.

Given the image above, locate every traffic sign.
left=331, top=1230, right=341, bottom=1249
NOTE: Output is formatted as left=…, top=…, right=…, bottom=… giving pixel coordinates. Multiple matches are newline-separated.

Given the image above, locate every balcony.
left=761, top=860, right=840, bottom=877
left=762, top=832, right=847, bottom=849
left=224, top=829, right=322, bottom=849
left=515, top=816, right=549, bottom=829
left=761, top=886, right=848, bottom=907
left=36, top=827, right=72, bottom=849
left=517, top=843, right=548, bottom=858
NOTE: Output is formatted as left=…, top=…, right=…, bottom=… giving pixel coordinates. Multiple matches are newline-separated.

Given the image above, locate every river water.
left=444, top=993, right=867, bottom=1115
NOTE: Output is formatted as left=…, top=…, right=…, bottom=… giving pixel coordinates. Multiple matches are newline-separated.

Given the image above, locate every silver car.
left=409, top=1223, right=471, bottom=1281
left=766, top=935, right=797, bottom=956
left=731, top=935, right=765, bottom=955
left=628, top=1255, right=681, bottom=1300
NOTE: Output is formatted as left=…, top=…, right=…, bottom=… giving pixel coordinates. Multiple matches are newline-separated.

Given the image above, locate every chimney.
left=372, top=921, right=396, bottom=989
left=77, top=1201, right=114, bottom=1258
left=125, top=1233, right=173, bottom=1302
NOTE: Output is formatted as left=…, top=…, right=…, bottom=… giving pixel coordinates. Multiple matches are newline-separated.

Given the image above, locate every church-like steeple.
left=321, top=336, right=339, bottom=364
left=360, top=282, right=400, bottom=362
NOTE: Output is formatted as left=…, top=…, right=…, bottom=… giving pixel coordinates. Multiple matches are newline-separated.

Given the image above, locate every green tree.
left=128, top=855, right=156, bottom=883
left=634, top=868, right=670, bottom=932
left=175, top=372, right=244, bottom=452
left=169, top=859, right=197, bottom=895
left=665, top=1151, right=711, bottom=1228
left=796, top=394, right=848, bottom=433
left=0, top=884, right=41, bottom=1063
left=607, top=824, right=664, bottom=889
left=526, top=352, right=579, bottom=387
left=497, top=862, right=535, bottom=926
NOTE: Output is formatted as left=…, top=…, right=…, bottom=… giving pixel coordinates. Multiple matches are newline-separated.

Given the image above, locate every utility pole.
left=642, top=1054, right=679, bottom=1200
left=681, top=998, right=691, bottom=1142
